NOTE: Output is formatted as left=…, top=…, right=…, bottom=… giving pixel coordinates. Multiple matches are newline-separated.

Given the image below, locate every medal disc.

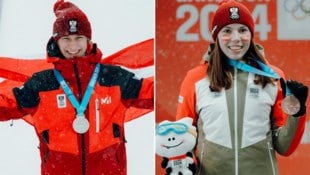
left=73, top=117, right=90, bottom=134
left=281, top=95, right=301, bottom=115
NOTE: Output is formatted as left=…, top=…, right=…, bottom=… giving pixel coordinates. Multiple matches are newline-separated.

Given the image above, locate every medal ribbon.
left=53, top=63, right=100, bottom=117
left=227, top=58, right=280, bottom=79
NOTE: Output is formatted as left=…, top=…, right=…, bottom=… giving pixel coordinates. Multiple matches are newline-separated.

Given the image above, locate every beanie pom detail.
left=53, top=0, right=65, bottom=13
left=219, top=0, right=229, bottom=5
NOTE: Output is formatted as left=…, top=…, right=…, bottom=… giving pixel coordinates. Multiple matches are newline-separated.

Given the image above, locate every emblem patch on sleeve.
left=57, top=94, right=67, bottom=108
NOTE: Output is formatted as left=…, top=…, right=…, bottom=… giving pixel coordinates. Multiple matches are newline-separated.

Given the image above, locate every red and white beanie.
left=53, top=0, right=91, bottom=41
left=211, top=0, right=254, bottom=41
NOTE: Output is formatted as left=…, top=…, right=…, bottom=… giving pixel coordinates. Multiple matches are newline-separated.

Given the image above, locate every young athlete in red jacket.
left=0, top=1, right=153, bottom=174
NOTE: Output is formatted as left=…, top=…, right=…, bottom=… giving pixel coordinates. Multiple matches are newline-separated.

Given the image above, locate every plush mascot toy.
left=156, top=117, right=197, bottom=175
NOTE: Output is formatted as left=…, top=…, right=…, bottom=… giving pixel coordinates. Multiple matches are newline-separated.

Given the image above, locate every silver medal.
left=73, top=114, right=90, bottom=134
left=281, top=95, right=301, bottom=115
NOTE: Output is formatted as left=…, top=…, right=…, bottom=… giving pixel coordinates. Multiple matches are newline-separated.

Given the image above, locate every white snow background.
left=0, top=0, right=154, bottom=174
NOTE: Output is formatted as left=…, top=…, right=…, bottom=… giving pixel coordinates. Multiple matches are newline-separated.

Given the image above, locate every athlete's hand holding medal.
left=280, top=78, right=308, bottom=117
left=227, top=57, right=308, bottom=117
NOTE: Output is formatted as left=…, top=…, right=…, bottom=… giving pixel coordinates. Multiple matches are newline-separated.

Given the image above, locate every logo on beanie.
left=229, top=7, right=240, bottom=20
left=68, top=20, right=78, bottom=33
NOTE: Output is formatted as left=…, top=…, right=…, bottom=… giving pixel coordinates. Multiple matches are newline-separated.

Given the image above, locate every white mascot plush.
left=156, top=117, right=197, bottom=175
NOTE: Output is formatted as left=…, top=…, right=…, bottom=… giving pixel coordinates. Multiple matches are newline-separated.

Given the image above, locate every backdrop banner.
left=156, top=0, right=310, bottom=174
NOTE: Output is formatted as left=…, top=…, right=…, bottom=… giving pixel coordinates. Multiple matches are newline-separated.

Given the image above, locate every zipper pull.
left=95, top=98, right=100, bottom=133
left=10, top=120, right=14, bottom=126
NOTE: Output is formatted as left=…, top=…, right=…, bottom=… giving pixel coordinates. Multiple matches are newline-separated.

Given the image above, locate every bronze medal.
left=281, top=95, right=301, bottom=115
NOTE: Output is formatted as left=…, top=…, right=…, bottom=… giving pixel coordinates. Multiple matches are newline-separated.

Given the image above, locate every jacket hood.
left=47, top=43, right=103, bottom=84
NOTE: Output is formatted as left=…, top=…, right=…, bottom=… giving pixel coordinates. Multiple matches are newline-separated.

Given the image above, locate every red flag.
left=0, top=38, right=154, bottom=124
left=102, top=38, right=154, bottom=69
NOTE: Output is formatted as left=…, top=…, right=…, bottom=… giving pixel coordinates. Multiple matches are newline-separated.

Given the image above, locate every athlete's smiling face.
left=57, top=34, right=88, bottom=59
left=217, top=23, right=251, bottom=60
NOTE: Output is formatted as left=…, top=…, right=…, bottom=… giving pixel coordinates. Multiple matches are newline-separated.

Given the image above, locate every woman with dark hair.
left=174, top=0, right=308, bottom=174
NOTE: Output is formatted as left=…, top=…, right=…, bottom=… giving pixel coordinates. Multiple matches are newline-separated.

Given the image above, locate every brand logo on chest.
left=101, top=96, right=112, bottom=104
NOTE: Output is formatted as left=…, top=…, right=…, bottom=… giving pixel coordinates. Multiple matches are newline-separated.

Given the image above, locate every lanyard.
left=53, top=63, right=100, bottom=116
left=227, top=58, right=280, bottom=79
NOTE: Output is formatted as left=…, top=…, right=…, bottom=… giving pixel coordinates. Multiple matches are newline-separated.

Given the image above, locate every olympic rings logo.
left=284, top=0, right=310, bottom=20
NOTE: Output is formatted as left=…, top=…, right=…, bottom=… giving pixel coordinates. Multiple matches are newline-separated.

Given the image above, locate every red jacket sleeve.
left=138, top=76, right=154, bottom=100
left=0, top=81, right=27, bottom=121
left=270, top=64, right=306, bottom=156
left=176, top=65, right=208, bottom=125
left=124, top=76, right=154, bottom=122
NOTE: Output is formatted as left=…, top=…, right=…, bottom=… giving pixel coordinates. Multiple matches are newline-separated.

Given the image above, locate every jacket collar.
left=47, top=43, right=103, bottom=83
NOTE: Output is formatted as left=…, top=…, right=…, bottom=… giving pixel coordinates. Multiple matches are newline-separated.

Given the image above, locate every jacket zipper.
left=73, top=63, right=87, bottom=175
left=267, top=141, right=276, bottom=175
left=197, top=142, right=205, bottom=174
left=233, top=68, right=239, bottom=175
left=41, top=131, right=50, bottom=170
